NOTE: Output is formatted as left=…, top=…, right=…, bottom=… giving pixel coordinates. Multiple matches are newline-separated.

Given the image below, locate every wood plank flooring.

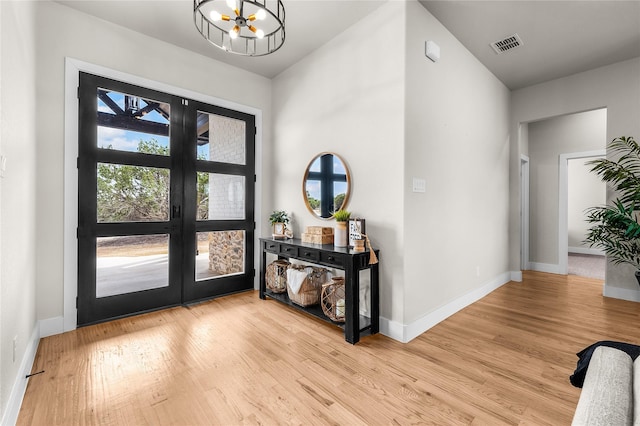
left=17, top=271, right=640, bottom=425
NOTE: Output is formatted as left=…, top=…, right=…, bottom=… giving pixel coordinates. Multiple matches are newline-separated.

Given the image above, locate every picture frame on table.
left=272, top=222, right=286, bottom=239
left=348, top=218, right=365, bottom=247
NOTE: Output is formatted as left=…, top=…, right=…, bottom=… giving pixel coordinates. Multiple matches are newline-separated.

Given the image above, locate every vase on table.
left=334, top=221, right=347, bottom=247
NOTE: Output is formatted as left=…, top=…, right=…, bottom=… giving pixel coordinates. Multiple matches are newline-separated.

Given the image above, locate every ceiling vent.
left=490, top=33, right=523, bottom=54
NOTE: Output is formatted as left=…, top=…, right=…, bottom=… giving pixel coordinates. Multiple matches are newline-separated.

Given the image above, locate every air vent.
left=490, top=33, right=523, bottom=54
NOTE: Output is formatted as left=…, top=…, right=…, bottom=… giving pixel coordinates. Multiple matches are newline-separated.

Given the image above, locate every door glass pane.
left=97, top=89, right=170, bottom=155
left=196, top=111, right=246, bottom=165
left=97, top=163, right=170, bottom=223
left=197, top=173, right=245, bottom=220
left=196, top=230, right=245, bottom=281
left=96, top=235, right=169, bottom=298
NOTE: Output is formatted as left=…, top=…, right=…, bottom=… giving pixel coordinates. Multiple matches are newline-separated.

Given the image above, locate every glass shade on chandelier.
left=193, top=0, right=285, bottom=56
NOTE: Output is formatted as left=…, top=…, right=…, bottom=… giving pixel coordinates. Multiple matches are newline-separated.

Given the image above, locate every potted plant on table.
left=269, top=210, right=290, bottom=239
left=585, top=136, right=640, bottom=284
left=333, top=209, right=350, bottom=248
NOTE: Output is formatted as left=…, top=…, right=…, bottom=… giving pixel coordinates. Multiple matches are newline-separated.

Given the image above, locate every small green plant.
left=333, top=209, right=351, bottom=222
left=269, top=210, right=289, bottom=225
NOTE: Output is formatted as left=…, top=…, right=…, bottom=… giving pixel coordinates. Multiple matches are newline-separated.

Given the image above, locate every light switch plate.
left=413, top=178, right=426, bottom=193
left=425, top=40, right=440, bottom=62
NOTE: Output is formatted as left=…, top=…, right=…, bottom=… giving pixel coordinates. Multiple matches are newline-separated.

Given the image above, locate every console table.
left=259, top=237, right=379, bottom=344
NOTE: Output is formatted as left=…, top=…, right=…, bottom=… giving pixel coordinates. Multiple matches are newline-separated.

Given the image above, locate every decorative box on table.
left=301, top=226, right=334, bottom=244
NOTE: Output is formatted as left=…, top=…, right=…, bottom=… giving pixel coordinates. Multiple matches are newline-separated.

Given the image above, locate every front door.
left=77, top=73, right=255, bottom=326
left=181, top=100, right=256, bottom=302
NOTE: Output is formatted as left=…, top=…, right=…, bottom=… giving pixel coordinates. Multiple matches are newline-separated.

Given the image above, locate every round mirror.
left=303, top=152, right=351, bottom=219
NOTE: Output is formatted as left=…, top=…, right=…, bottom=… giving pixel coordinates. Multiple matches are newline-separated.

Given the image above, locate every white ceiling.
left=55, top=0, right=640, bottom=89
left=55, top=0, right=387, bottom=79
left=419, top=0, right=640, bottom=89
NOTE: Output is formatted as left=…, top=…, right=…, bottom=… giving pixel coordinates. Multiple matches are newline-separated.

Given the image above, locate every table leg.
left=344, top=261, right=359, bottom=344
left=259, top=246, right=266, bottom=300
left=370, top=256, right=379, bottom=334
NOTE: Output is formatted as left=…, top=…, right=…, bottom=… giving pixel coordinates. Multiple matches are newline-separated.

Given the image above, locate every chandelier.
left=193, top=0, right=285, bottom=56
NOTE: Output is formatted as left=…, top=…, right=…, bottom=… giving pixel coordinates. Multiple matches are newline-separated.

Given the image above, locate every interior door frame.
left=520, top=154, right=530, bottom=271
left=63, top=58, right=263, bottom=333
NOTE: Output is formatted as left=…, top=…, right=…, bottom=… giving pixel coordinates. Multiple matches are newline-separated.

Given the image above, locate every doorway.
left=524, top=108, right=607, bottom=275
left=560, top=152, right=606, bottom=276
left=77, top=73, right=255, bottom=326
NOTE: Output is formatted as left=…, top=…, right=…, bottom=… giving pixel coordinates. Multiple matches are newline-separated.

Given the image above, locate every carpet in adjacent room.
left=568, top=253, right=605, bottom=280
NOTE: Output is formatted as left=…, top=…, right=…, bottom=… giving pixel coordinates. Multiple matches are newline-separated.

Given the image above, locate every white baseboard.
left=0, top=316, right=63, bottom=426
left=569, top=246, right=605, bottom=256
left=530, top=262, right=563, bottom=275
left=39, top=316, right=64, bottom=338
left=380, top=271, right=514, bottom=343
left=379, top=317, right=404, bottom=341
left=603, top=284, right=640, bottom=302
left=1, top=325, right=39, bottom=426
left=511, top=271, right=523, bottom=282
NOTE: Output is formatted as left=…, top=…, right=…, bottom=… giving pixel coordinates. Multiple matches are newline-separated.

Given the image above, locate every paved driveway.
left=96, top=253, right=216, bottom=298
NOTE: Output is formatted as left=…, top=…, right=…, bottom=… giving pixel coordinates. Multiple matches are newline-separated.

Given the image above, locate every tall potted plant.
left=585, top=136, right=640, bottom=284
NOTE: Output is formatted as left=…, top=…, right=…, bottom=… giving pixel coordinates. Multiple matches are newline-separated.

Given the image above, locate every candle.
left=335, top=299, right=345, bottom=318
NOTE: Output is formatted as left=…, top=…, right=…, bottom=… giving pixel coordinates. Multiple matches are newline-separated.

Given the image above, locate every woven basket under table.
left=321, top=277, right=346, bottom=322
left=286, top=265, right=327, bottom=307
left=265, top=259, right=290, bottom=293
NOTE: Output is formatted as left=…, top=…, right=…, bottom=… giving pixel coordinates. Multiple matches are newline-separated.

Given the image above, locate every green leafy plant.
left=269, top=210, right=289, bottom=225
left=585, top=136, right=640, bottom=269
left=333, top=209, right=351, bottom=222
left=97, top=139, right=210, bottom=222
left=306, top=191, right=320, bottom=210
left=97, top=139, right=170, bottom=222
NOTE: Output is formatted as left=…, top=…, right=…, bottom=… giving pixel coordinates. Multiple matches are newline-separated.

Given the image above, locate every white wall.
left=0, top=1, right=38, bottom=420
left=527, top=109, right=606, bottom=265
left=404, top=2, right=511, bottom=325
left=511, top=58, right=640, bottom=295
left=272, top=1, right=406, bottom=327
left=0, top=0, right=3, bottom=416
left=568, top=157, right=606, bottom=252
left=273, top=1, right=512, bottom=340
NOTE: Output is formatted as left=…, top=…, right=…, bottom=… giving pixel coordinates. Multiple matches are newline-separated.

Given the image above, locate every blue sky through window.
left=97, top=91, right=170, bottom=154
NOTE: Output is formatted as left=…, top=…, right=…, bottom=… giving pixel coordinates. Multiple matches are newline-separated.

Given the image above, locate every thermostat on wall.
left=425, top=40, right=440, bottom=62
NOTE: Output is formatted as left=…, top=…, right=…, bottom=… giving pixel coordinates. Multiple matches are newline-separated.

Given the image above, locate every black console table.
left=259, top=237, right=379, bottom=344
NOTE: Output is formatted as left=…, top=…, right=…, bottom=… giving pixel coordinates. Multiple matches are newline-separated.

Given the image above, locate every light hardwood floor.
left=18, top=271, right=640, bottom=425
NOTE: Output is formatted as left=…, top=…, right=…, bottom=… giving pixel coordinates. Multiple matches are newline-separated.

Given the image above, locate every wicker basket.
left=286, top=265, right=327, bottom=307
left=265, top=259, right=290, bottom=293
left=321, top=277, right=346, bottom=322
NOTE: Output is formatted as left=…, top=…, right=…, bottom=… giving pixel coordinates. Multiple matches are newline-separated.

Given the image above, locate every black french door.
left=77, top=73, right=255, bottom=326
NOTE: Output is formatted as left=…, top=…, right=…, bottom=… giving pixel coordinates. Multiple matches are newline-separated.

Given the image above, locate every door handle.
left=172, top=205, right=181, bottom=219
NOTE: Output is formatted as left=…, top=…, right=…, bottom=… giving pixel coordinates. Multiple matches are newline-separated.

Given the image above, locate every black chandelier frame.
left=193, top=0, right=286, bottom=57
